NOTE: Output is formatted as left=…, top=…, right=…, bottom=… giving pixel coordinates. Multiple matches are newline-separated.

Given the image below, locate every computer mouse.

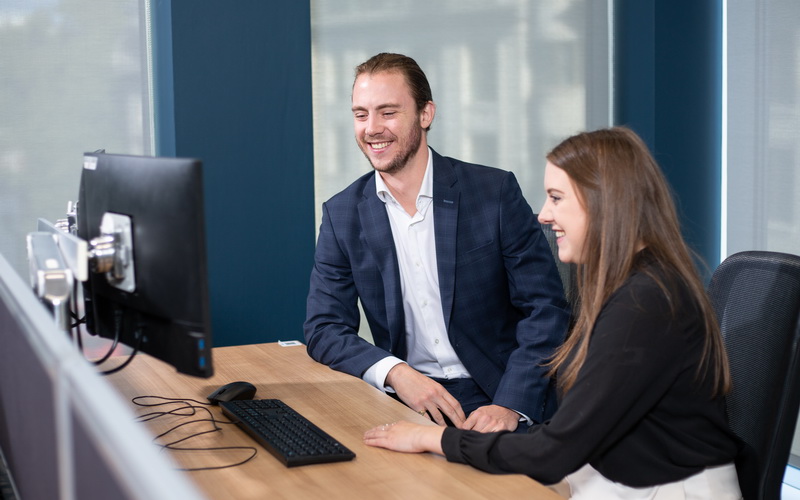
left=207, top=381, right=257, bottom=405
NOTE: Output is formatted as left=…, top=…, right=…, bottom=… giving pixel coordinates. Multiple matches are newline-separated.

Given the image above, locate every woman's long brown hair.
left=546, top=127, right=730, bottom=397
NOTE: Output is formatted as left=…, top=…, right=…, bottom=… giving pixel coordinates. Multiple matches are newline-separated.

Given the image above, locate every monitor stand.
left=26, top=232, right=73, bottom=331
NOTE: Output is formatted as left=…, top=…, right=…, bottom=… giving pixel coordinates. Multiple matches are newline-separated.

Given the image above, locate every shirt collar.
left=375, top=147, right=433, bottom=205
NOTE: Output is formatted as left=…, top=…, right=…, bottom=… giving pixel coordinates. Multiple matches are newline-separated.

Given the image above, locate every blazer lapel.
left=358, top=181, right=407, bottom=357
left=431, top=150, right=459, bottom=332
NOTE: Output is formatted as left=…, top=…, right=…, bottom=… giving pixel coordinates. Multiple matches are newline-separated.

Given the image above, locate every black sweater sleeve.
left=442, top=266, right=737, bottom=487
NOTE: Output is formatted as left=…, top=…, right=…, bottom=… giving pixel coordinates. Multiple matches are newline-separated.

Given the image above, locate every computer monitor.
left=76, top=152, right=213, bottom=378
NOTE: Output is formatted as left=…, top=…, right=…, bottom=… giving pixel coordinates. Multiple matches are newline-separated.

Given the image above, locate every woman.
left=363, top=127, right=742, bottom=499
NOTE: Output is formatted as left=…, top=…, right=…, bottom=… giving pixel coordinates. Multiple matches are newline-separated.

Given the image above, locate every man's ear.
left=420, top=101, right=435, bottom=129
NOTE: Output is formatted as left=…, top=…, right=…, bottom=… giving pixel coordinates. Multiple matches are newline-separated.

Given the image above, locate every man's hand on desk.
left=385, top=363, right=466, bottom=428
left=462, top=405, right=520, bottom=433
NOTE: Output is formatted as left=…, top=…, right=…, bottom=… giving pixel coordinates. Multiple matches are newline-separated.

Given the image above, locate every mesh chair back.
left=707, top=250, right=800, bottom=500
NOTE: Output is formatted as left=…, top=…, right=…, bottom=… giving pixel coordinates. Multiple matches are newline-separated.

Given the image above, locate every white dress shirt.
left=362, top=148, right=471, bottom=392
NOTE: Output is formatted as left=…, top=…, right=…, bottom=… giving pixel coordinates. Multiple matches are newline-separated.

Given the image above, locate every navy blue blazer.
left=304, top=149, right=570, bottom=422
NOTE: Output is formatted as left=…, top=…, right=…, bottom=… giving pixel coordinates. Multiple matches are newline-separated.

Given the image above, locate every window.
left=725, top=0, right=800, bottom=258
left=310, top=0, right=611, bottom=224
left=725, top=0, right=800, bottom=478
left=0, top=0, right=152, bottom=278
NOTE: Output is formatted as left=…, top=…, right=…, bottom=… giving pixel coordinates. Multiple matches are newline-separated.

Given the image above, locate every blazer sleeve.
left=490, top=172, right=570, bottom=421
left=303, top=201, right=390, bottom=377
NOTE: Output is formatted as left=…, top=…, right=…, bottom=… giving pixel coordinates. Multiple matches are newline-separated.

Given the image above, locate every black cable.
left=155, top=418, right=224, bottom=444
left=91, top=331, right=120, bottom=366
left=133, top=395, right=211, bottom=408
left=131, top=396, right=258, bottom=471
left=73, top=304, right=121, bottom=367
left=68, top=280, right=84, bottom=347
left=69, top=313, right=86, bottom=330
left=137, top=402, right=199, bottom=422
left=91, top=307, right=123, bottom=366
left=98, top=317, right=143, bottom=375
left=160, top=446, right=258, bottom=472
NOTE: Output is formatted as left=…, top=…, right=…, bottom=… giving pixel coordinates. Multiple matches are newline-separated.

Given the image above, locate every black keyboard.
left=219, top=399, right=356, bottom=467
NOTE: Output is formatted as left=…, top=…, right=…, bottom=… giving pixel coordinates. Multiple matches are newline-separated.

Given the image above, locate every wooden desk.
left=108, top=343, right=564, bottom=499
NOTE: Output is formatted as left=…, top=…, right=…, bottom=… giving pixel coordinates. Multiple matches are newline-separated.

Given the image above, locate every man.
left=304, top=53, right=569, bottom=432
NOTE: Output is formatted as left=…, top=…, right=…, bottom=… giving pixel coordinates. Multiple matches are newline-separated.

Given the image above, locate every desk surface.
left=108, top=342, right=563, bottom=500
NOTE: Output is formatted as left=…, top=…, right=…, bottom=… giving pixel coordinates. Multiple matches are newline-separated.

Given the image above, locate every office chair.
left=706, top=250, right=800, bottom=500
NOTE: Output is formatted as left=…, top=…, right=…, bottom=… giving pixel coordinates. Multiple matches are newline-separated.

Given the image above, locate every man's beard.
left=359, top=122, right=422, bottom=175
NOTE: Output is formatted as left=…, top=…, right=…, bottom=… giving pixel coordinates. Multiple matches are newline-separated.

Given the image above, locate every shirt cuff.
left=514, top=410, right=533, bottom=427
left=362, top=356, right=405, bottom=392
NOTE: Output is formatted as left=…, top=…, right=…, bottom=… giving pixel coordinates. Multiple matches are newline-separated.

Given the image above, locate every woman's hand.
left=363, top=421, right=446, bottom=455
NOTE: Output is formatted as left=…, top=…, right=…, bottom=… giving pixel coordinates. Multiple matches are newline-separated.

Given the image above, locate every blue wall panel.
left=615, top=0, right=722, bottom=274
left=153, top=1, right=315, bottom=346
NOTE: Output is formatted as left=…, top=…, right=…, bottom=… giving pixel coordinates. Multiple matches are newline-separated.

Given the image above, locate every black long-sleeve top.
left=442, top=257, right=739, bottom=487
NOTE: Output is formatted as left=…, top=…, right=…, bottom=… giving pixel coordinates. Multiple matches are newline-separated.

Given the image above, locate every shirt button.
left=434, top=339, right=440, bottom=345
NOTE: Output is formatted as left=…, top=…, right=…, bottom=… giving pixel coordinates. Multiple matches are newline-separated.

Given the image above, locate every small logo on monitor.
left=83, top=156, right=98, bottom=170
